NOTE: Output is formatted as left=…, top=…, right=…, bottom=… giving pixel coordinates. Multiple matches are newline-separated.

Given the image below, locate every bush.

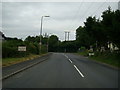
left=2, top=37, right=48, bottom=58
left=41, top=45, right=47, bottom=54
left=2, top=45, right=18, bottom=58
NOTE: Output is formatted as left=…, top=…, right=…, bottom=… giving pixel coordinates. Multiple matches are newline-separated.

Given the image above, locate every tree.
left=48, top=35, right=59, bottom=52
left=102, top=7, right=120, bottom=49
left=84, top=16, right=97, bottom=47
left=76, top=7, right=120, bottom=51
left=76, top=26, right=91, bottom=49
left=2, top=37, right=25, bottom=58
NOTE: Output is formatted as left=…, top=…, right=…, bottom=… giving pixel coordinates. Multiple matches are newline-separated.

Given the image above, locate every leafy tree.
left=102, top=8, right=120, bottom=49
left=48, top=35, right=59, bottom=52
left=2, top=38, right=25, bottom=58
left=76, top=26, right=91, bottom=49
left=76, top=7, right=120, bottom=52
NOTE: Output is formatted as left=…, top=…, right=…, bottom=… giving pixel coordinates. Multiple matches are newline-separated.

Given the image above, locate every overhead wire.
left=67, top=1, right=84, bottom=31
left=70, top=2, right=94, bottom=31
left=65, top=2, right=94, bottom=40
left=90, top=2, right=107, bottom=17
left=67, top=1, right=107, bottom=40
left=72, top=1, right=107, bottom=29
left=63, top=1, right=84, bottom=40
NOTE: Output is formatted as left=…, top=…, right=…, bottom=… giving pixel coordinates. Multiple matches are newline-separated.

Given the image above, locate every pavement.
left=2, top=53, right=119, bottom=88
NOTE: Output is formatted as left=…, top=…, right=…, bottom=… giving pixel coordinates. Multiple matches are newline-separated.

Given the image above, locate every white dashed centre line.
left=63, top=54, right=85, bottom=78
left=73, top=65, right=84, bottom=78
left=69, top=59, right=72, bottom=63
left=64, top=55, right=68, bottom=58
left=66, top=56, right=69, bottom=58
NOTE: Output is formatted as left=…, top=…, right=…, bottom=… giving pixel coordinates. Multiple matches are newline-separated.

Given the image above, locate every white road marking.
left=64, top=54, right=69, bottom=58
left=69, top=59, right=72, bottom=63
left=63, top=54, right=85, bottom=78
left=73, top=65, right=84, bottom=78
left=63, top=54, right=73, bottom=63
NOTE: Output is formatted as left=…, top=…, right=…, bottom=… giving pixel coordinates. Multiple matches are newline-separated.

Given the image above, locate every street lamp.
left=40, top=15, right=50, bottom=54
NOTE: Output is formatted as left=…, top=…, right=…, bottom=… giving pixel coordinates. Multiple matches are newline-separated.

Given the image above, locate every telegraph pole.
left=65, top=31, right=67, bottom=41
left=68, top=32, right=70, bottom=41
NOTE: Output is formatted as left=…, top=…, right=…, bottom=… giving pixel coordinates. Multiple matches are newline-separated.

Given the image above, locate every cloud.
left=2, top=2, right=118, bottom=41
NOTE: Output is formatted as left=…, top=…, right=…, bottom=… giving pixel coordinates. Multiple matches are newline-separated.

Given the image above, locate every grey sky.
left=1, top=2, right=119, bottom=41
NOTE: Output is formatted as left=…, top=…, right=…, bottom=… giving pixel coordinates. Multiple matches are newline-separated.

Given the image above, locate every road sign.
left=18, top=46, right=26, bottom=51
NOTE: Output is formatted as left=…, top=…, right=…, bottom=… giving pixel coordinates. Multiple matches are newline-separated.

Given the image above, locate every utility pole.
left=65, top=31, right=67, bottom=41
left=65, top=31, right=70, bottom=41
left=68, top=32, right=70, bottom=41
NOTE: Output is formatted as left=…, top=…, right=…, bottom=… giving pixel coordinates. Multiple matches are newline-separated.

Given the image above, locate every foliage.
left=48, top=35, right=59, bottom=52
left=76, top=26, right=91, bottom=49
left=76, top=8, right=120, bottom=51
left=102, top=8, right=120, bottom=49
left=2, top=38, right=25, bottom=58
left=2, top=35, right=48, bottom=58
left=2, top=7, right=120, bottom=59
left=90, top=51, right=120, bottom=68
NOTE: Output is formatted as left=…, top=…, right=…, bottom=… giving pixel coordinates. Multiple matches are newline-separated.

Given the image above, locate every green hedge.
left=2, top=40, right=48, bottom=58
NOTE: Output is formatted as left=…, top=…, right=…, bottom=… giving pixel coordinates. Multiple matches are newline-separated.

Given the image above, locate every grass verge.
left=2, top=54, right=46, bottom=67
left=77, top=50, right=89, bottom=56
left=89, top=55, right=119, bottom=68
left=78, top=51, right=120, bottom=68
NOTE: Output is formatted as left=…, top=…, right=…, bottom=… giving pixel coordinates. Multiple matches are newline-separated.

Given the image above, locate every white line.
left=69, top=59, right=73, bottom=63
left=65, top=55, right=68, bottom=58
left=73, top=65, right=84, bottom=77
left=64, top=54, right=69, bottom=58
left=63, top=54, right=73, bottom=63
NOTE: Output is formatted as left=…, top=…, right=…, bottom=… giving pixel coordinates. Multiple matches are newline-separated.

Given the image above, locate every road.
left=2, top=53, right=118, bottom=88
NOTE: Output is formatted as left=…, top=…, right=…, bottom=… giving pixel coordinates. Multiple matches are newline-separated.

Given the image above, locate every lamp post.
left=40, top=16, right=50, bottom=54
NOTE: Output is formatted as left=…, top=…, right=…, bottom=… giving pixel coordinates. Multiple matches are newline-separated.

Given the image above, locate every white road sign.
left=18, top=46, right=26, bottom=51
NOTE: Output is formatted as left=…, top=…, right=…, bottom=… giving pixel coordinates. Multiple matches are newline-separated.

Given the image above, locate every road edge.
left=2, top=53, right=50, bottom=68
left=88, top=57, right=120, bottom=70
left=1, top=53, right=52, bottom=80
left=73, top=53, right=119, bottom=70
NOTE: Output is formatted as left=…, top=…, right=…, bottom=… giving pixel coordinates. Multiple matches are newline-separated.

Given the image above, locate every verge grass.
left=2, top=54, right=42, bottom=67
left=78, top=51, right=120, bottom=68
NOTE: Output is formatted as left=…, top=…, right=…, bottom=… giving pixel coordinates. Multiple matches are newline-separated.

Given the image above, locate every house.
left=108, top=42, right=119, bottom=52
left=0, top=31, right=6, bottom=41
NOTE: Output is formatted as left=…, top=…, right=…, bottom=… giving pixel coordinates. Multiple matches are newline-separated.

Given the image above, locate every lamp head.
left=44, top=16, right=50, bottom=17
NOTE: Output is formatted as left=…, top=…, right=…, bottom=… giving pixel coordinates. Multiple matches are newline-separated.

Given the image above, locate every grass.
left=78, top=51, right=120, bottom=68
left=2, top=54, right=44, bottom=67
left=77, top=50, right=89, bottom=56
left=90, top=55, right=119, bottom=68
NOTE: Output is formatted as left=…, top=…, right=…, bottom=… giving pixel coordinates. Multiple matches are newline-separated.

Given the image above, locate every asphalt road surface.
left=2, top=53, right=118, bottom=88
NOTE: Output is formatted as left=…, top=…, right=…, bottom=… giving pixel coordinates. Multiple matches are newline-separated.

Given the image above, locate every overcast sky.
left=1, top=1, right=119, bottom=41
